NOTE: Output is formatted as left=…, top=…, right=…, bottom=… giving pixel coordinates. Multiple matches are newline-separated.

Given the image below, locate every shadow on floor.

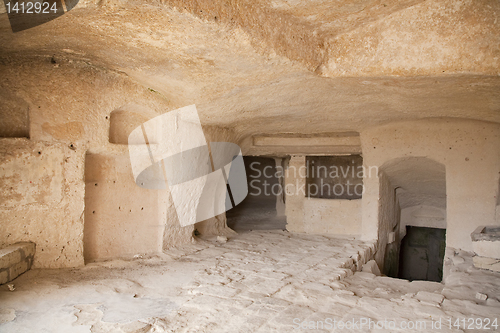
left=227, top=197, right=286, bottom=232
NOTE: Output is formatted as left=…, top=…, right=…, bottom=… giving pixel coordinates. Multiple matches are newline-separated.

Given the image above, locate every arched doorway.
left=380, top=157, right=446, bottom=282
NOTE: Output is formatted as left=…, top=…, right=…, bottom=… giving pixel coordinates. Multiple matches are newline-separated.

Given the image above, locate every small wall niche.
left=109, top=104, right=158, bottom=144
left=306, top=155, right=363, bottom=199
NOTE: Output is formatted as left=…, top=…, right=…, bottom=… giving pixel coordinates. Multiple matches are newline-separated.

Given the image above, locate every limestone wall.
left=285, top=155, right=362, bottom=237
left=303, top=199, right=361, bottom=236
left=84, top=146, right=165, bottom=262
left=400, top=205, right=446, bottom=238
left=0, top=58, right=238, bottom=267
left=0, top=139, right=85, bottom=268
left=0, top=242, right=36, bottom=285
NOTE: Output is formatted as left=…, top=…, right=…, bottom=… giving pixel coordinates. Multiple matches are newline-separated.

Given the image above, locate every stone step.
left=0, top=242, right=36, bottom=285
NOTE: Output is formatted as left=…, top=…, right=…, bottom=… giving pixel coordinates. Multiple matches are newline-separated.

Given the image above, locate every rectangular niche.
left=306, top=155, right=363, bottom=199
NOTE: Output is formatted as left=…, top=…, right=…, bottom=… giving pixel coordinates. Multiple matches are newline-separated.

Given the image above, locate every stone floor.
left=227, top=198, right=287, bottom=232
left=0, top=230, right=499, bottom=333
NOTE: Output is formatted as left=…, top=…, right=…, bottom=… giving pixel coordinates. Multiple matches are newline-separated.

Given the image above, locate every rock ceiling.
left=0, top=0, right=499, bottom=141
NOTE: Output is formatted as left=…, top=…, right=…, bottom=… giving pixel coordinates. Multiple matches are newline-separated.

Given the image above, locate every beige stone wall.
left=193, top=125, right=240, bottom=237
left=361, top=118, right=500, bottom=252
left=0, top=242, right=35, bottom=285
left=303, top=199, right=361, bottom=236
left=0, top=58, right=238, bottom=267
left=84, top=147, right=165, bottom=262
left=400, top=205, right=446, bottom=238
left=497, top=180, right=500, bottom=223
left=0, top=139, right=85, bottom=268
left=0, top=57, right=177, bottom=267
left=285, top=155, right=363, bottom=237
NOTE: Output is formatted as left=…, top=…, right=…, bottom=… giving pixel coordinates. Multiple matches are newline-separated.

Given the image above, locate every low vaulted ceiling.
left=0, top=0, right=499, bottom=144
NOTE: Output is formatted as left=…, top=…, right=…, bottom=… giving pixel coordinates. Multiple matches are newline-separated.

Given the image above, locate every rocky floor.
left=0, top=230, right=499, bottom=333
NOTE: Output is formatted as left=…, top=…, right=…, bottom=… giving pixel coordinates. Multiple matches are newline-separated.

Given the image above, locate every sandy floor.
left=0, top=230, right=499, bottom=333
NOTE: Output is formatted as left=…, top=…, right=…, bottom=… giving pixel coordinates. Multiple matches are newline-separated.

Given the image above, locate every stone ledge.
left=0, top=242, right=36, bottom=285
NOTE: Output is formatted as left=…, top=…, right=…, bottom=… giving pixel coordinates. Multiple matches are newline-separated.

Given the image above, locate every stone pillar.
left=274, top=157, right=286, bottom=217
left=361, top=167, right=380, bottom=241
left=285, top=155, right=306, bottom=232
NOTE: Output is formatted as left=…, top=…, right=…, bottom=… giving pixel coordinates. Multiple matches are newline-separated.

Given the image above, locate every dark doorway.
left=226, top=156, right=286, bottom=231
left=398, top=226, right=446, bottom=282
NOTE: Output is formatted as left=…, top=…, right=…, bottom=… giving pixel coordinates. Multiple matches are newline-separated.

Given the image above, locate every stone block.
left=21, top=242, right=36, bottom=259
left=9, top=260, right=28, bottom=281
left=0, top=247, right=22, bottom=269
left=0, top=242, right=35, bottom=284
left=475, top=292, right=488, bottom=301
left=361, top=260, right=381, bottom=276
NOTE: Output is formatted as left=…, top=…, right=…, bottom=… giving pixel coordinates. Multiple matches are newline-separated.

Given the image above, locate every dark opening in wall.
left=306, top=155, right=363, bottom=199
left=398, top=226, right=446, bottom=282
left=0, top=89, right=29, bottom=138
left=226, top=156, right=286, bottom=231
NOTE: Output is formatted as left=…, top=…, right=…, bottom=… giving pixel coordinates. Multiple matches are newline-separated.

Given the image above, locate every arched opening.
left=108, top=104, right=158, bottom=144
left=380, top=157, right=446, bottom=282
left=226, top=156, right=286, bottom=231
